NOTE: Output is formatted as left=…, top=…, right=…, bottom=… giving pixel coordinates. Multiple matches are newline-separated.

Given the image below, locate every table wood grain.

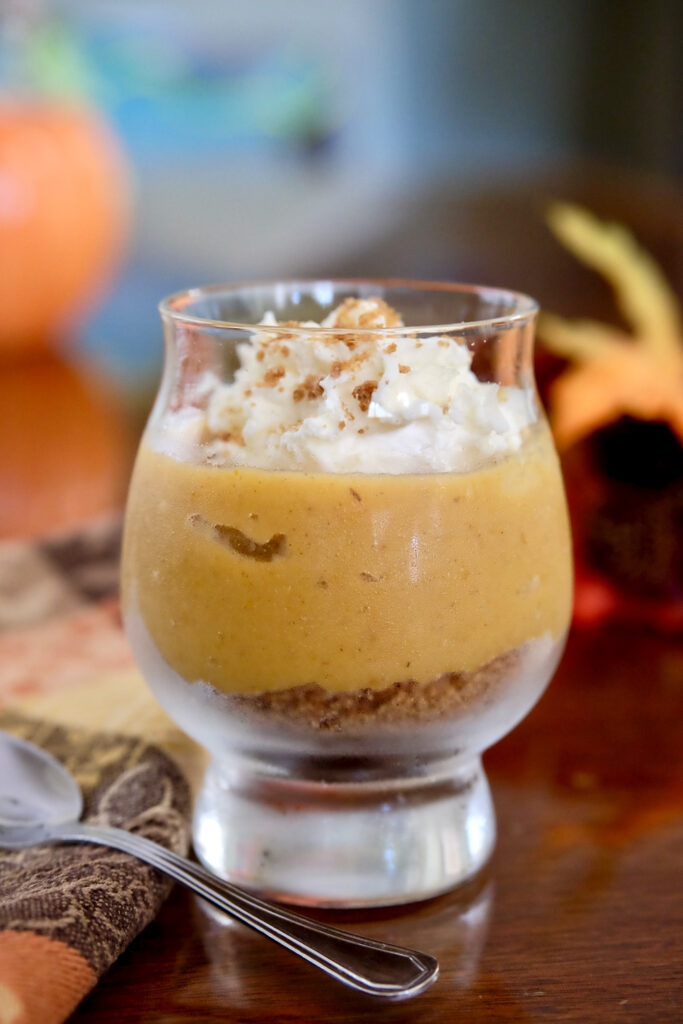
left=2, top=165, right=678, bottom=1022
left=69, top=624, right=683, bottom=1023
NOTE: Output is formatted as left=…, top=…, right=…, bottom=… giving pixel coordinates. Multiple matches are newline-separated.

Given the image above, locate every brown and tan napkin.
left=0, top=521, right=208, bottom=1022
left=0, top=708, right=193, bottom=1024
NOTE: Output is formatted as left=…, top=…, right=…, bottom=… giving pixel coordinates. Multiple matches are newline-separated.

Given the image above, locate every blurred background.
left=0, top=0, right=681, bottom=626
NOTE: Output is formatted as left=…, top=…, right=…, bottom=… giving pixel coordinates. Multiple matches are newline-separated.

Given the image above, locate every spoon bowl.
left=0, top=731, right=82, bottom=826
left=0, top=728, right=438, bottom=1000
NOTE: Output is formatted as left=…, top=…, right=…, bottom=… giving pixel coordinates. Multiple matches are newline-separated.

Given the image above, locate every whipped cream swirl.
left=165, top=297, right=537, bottom=474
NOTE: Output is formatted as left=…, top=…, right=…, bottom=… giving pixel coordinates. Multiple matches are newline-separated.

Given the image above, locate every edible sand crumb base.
left=227, top=643, right=530, bottom=734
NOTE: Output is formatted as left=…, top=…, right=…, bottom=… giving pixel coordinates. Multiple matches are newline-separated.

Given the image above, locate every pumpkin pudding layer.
left=123, top=426, right=570, bottom=699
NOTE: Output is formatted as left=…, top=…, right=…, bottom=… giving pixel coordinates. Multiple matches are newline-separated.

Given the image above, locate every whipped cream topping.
left=163, top=297, right=537, bottom=474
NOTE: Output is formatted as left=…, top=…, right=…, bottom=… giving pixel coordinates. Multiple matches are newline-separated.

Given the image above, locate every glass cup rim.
left=158, top=278, right=539, bottom=336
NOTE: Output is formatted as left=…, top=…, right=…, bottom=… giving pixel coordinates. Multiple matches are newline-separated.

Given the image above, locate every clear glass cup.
left=121, top=280, right=573, bottom=907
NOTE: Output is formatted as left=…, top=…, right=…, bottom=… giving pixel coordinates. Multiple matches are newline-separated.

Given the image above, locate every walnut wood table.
left=67, top=622, right=681, bottom=1024
left=2, top=166, right=682, bottom=1022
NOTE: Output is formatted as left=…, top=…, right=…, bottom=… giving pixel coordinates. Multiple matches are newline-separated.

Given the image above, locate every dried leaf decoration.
left=538, top=203, right=683, bottom=450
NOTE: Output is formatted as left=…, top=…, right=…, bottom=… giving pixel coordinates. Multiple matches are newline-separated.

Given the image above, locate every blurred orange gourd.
left=0, top=352, right=133, bottom=538
left=0, top=100, right=129, bottom=352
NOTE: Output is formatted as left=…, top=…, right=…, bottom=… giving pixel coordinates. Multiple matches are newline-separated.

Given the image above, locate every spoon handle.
left=48, top=821, right=438, bottom=1000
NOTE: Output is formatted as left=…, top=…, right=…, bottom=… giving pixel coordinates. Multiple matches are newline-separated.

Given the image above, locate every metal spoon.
left=0, top=730, right=438, bottom=1000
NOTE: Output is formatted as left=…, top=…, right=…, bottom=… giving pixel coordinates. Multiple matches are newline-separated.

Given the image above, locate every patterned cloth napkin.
left=0, top=519, right=201, bottom=1024
left=0, top=713, right=191, bottom=1024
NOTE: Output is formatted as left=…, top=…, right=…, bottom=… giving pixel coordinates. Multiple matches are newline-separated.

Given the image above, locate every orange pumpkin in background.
left=0, top=352, right=134, bottom=538
left=0, top=101, right=129, bottom=352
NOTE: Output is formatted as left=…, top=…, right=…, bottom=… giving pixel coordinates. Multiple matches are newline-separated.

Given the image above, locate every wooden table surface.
left=1, top=165, right=681, bottom=1022
left=67, top=623, right=682, bottom=1024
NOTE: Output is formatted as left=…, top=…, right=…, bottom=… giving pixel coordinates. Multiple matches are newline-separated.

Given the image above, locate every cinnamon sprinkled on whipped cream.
left=161, top=297, right=537, bottom=473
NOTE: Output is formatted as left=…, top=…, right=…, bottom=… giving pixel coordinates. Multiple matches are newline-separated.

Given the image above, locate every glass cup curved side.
left=120, top=280, right=572, bottom=905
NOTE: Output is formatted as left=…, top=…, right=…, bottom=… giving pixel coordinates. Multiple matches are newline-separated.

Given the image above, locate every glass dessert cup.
left=121, top=280, right=573, bottom=907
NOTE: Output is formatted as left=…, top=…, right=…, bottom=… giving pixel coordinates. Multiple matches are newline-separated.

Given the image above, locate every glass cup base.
left=192, top=755, right=496, bottom=908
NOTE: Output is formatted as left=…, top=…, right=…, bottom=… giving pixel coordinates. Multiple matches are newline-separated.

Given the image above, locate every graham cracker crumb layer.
left=228, top=645, right=524, bottom=734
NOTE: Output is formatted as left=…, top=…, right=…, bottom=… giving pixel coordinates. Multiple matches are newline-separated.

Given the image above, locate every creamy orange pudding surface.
left=121, top=297, right=572, bottom=697
left=123, top=436, right=572, bottom=696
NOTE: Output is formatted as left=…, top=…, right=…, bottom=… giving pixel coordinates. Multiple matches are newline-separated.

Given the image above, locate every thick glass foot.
left=192, top=757, right=496, bottom=907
